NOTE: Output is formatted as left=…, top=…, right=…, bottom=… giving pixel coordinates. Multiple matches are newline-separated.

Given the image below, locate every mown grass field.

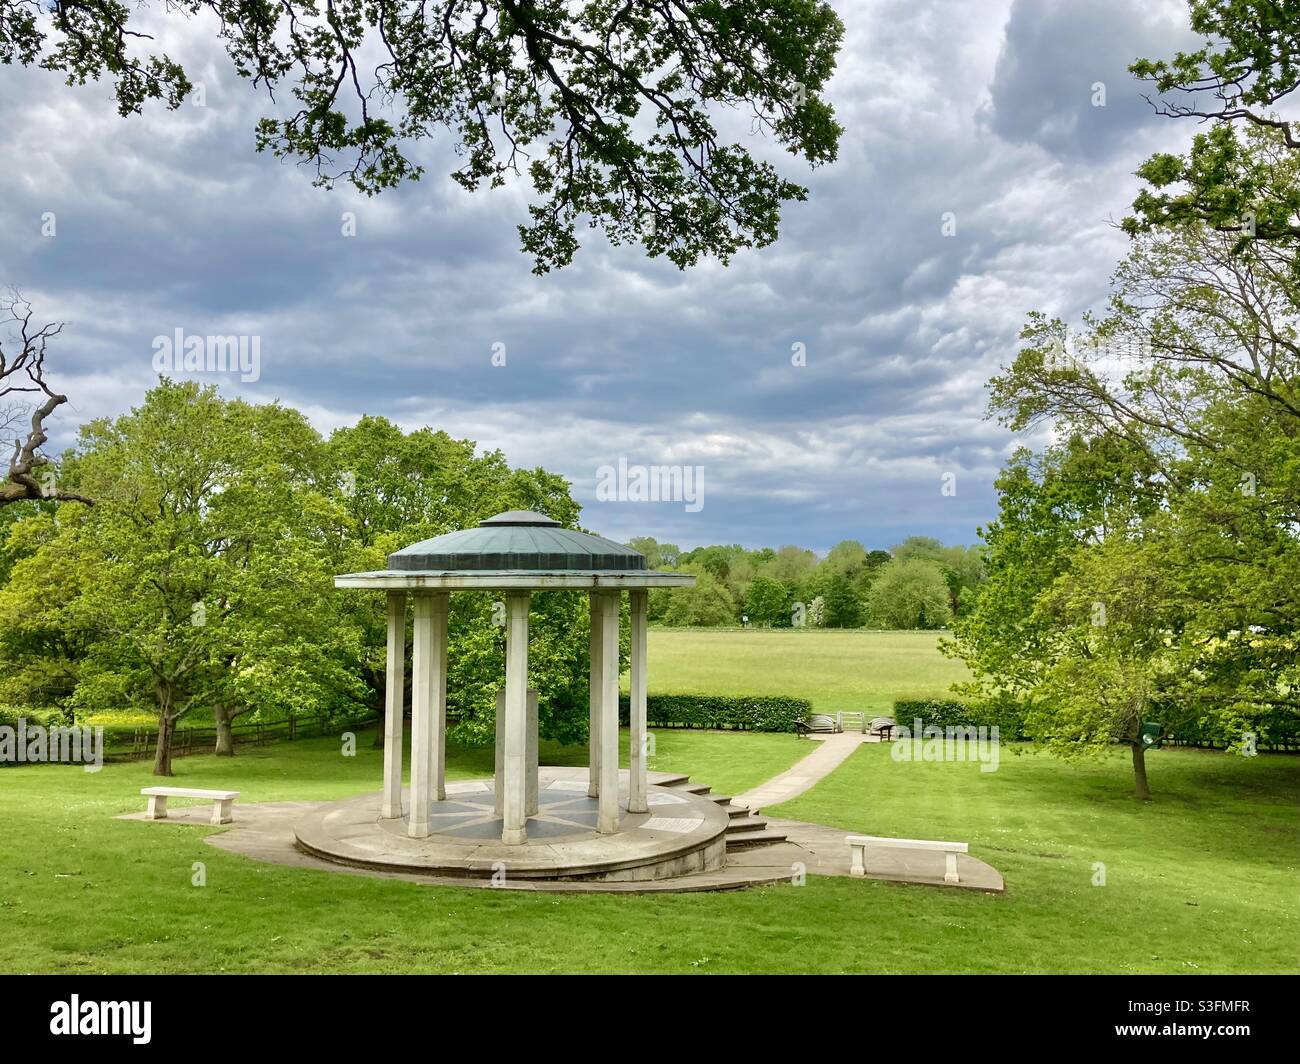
left=0, top=628, right=1295, bottom=974
left=768, top=743, right=1299, bottom=974
left=2, top=729, right=1294, bottom=974
left=644, top=627, right=968, bottom=712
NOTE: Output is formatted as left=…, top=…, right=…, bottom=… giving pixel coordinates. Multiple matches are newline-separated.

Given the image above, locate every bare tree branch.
left=0, top=289, right=93, bottom=507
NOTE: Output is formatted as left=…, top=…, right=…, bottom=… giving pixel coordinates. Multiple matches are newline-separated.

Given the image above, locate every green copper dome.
left=387, top=511, right=646, bottom=573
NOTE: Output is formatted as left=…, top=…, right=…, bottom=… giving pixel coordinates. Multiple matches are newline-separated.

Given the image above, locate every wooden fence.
left=103, top=710, right=381, bottom=763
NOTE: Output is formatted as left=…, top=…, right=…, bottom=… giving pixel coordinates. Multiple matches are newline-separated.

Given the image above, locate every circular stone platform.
left=295, top=768, right=729, bottom=882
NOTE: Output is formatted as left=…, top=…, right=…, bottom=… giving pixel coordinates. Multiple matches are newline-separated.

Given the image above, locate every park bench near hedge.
left=793, top=714, right=842, bottom=737
left=868, top=716, right=896, bottom=740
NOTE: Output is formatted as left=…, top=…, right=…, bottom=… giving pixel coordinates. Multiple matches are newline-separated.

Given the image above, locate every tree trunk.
left=153, top=714, right=176, bottom=777
left=214, top=704, right=237, bottom=756
left=1130, top=741, right=1151, bottom=801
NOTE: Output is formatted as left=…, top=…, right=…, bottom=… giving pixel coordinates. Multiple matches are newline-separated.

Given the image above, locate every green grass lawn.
left=643, top=627, right=968, bottom=713
left=1, top=723, right=1295, bottom=973
left=37, top=725, right=807, bottom=808
left=767, top=742, right=1300, bottom=973
left=0, top=727, right=820, bottom=975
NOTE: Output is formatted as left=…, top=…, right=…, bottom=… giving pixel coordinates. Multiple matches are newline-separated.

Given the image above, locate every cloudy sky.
left=0, top=0, right=1195, bottom=552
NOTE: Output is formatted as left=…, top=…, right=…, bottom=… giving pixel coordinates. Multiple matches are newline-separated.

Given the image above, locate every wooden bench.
left=141, top=787, right=240, bottom=825
left=868, top=716, right=896, bottom=740
left=845, top=834, right=968, bottom=884
left=794, top=715, right=841, bottom=736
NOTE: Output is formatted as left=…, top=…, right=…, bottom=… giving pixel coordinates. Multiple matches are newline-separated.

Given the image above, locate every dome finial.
left=479, top=510, right=561, bottom=527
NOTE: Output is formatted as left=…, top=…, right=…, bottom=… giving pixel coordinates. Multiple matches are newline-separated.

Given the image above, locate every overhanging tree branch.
left=2, top=0, right=844, bottom=272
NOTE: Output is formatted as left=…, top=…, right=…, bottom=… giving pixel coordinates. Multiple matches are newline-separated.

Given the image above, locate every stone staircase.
left=655, top=773, right=788, bottom=851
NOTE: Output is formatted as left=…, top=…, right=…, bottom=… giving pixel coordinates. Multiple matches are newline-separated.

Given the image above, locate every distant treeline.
left=629, top=536, right=984, bottom=630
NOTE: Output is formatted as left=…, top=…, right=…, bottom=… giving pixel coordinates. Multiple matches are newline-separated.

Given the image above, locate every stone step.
left=725, top=829, right=789, bottom=850
left=657, top=773, right=785, bottom=850
left=523, top=864, right=796, bottom=894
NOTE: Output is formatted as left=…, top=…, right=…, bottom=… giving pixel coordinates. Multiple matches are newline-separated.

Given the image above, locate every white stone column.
left=598, top=590, right=620, bottom=834
left=430, top=591, right=449, bottom=802
left=587, top=590, right=603, bottom=798
left=501, top=591, right=531, bottom=845
left=381, top=591, right=407, bottom=819
left=496, top=686, right=537, bottom=817
left=628, top=589, right=649, bottom=814
left=408, top=593, right=435, bottom=838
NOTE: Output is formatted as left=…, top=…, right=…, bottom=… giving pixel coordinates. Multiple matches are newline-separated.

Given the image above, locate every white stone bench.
left=141, top=787, right=240, bottom=825
left=846, top=834, right=968, bottom=884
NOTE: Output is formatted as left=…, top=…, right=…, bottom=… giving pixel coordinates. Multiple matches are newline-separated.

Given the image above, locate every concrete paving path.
left=732, top=731, right=868, bottom=812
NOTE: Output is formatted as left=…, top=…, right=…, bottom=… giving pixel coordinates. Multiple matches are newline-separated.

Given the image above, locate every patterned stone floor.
left=288, top=768, right=729, bottom=879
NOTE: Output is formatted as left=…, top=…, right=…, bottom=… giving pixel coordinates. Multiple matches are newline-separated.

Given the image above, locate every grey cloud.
left=980, top=0, right=1196, bottom=161
left=0, top=0, right=1188, bottom=552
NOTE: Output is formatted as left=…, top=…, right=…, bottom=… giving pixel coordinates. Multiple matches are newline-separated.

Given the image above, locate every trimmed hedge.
left=892, top=698, right=1027, bottom=739
left=619, top=693, right=810, bottom=732
left=892, top=699, right=1298, bottom=751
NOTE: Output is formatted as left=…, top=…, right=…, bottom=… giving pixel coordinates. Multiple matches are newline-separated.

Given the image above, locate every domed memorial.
left=328, top=511, right=696, bottom=873
left=387, top=510, right=647, bottom=573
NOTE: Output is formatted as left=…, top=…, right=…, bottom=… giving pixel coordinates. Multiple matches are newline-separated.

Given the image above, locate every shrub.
left=1154, top=702, right=1300, bottom=751
left=619, top=693, right=810, bottom=732
left=892, top=697, right=1027, bottom=739
left=0, top=704, right=69, bottom=729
